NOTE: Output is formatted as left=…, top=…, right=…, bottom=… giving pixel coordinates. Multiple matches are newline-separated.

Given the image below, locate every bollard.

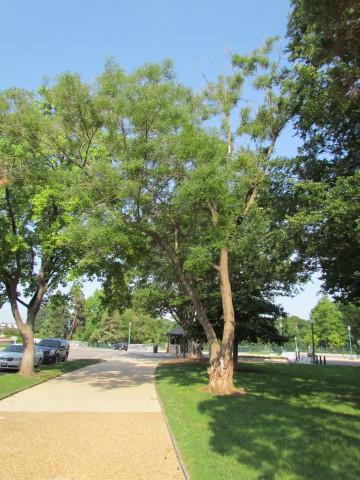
left=316, top=355, right=319, bottom=364
left=324, top=356, right=326, bottom=365
left=319, top=356, right=322, bottom=364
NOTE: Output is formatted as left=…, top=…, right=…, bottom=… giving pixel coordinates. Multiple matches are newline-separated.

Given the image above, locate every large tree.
left=0, top=75, right=104, bottom=376
left=285, top=0, right=360, bottom=304
left=78, top=44, right=300, bottom=394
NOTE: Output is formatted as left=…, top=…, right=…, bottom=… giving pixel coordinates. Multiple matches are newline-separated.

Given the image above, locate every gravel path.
left=0, top=356, right=186, bottom=480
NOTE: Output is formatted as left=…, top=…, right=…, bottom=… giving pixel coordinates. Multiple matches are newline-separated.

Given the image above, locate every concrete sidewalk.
left=0, top=355, right=186, bottom=480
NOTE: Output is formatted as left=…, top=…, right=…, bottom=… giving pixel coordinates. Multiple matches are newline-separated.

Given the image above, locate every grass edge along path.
left=0, top=359, right=103, bottom=399
left=156, top=359, right=360, bottom=480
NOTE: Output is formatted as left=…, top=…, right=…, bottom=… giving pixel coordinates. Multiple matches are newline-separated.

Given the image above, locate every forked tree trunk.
left=6, top=274, right=46, bottom=378
left=148, top=230, right=239, bottom=395
left=206, top=248, right=237, bottom=395
left=8, top=294, right=37, bottom=377
left=147, top=230, right=221, bottom=363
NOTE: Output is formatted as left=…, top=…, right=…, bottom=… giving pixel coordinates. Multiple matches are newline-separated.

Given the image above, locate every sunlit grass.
left=156, top=361, right=360, bottom=480
left=0, top=359, right=103, bottom=399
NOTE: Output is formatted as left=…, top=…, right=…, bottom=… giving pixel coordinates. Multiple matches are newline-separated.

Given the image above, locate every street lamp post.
left=279, top=318, right=283, bottom=354
left=310, top=318, right=316, bottom=364
left=348, top=325, right=353, bottom=360
left=128, top=322, right=131, bottom=346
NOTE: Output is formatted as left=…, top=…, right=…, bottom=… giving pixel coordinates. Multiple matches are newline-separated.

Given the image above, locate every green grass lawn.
left=156, top=360, right=360, bottom=480
left=0, top=359, right=103, bottom=399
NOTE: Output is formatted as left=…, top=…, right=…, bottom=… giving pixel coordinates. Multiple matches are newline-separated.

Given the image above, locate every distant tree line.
left=33, top=288, right=174, bottom=346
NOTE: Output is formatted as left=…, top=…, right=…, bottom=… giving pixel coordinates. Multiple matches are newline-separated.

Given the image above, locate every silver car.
left=0, top=344, right=44, bottom=370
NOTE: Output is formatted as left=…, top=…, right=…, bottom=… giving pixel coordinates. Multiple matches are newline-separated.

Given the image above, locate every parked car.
left=113, top=342, right=128, bottom=351
left=0, top=344, right=44, bottom=370
left=37, top=338, right=70, bottom=363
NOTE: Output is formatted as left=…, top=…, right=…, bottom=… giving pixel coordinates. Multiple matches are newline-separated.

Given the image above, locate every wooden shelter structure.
left=165, top=326, right=188, bottom=356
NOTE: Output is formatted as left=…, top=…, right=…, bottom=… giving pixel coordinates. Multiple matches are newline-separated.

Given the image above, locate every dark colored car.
left=37, top=338, right=70, bottom=363
left=113, top=342, right=128, bottom=351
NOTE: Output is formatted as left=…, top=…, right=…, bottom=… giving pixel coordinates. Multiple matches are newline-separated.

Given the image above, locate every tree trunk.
left=147, top=230, right=221, bottom=364
left=67, top=307, right=78, bottom=340
left=6, top=270, right=47, bottom=378
left=147, top=231, right=242, bottom=394
left=233, top=335, right=239, bottom=366
left=206, top=248, right=237, bottom=394
left=189, top=340, right=203, bottom=359
left=18, top=323, right=36, bottom=377
left=8, top=295, right=37, bottom=378
left=207, top=356, right=235, bottom=395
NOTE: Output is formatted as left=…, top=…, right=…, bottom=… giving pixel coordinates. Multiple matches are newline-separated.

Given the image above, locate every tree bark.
left=5, top=264, right=48, bottom=378
left=6, top=289, right=37, bottom=378
left=147, top=230, right=241, bottom=394
left=18, top=323, right=36, bottom=377
left=207, top=248, right=237, bottom=394
left=189, top=340, right=203, bottom=359
left=67, top=306, right=78, bottom=340
left=146, top=229, right=221, bottom=365
left=233, top=334, right=239, bottom=366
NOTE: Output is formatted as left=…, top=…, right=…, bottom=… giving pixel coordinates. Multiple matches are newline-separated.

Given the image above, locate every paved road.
left=0, top=351, right=186, bottom=480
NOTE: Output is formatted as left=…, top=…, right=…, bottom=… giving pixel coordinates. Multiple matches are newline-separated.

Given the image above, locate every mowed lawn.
left=156, top=360, right=360, bottom=480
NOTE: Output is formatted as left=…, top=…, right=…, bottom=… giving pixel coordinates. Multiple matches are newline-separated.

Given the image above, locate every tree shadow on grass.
left=198, top=394, right=360, bottom=480
left=158, top=362, right=360, bottom=480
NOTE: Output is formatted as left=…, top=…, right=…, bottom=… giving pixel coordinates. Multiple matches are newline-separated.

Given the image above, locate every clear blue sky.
left=0, top=0, right=324, bottom=322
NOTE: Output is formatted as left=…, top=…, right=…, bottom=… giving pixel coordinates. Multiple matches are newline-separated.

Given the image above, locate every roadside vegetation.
left=156, top=360, right=360, bottom=480
left=0, top=359, right=103, bottom=399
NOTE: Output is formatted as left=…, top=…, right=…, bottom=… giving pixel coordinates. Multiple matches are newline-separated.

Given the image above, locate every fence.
left=236, top=342, right=358, bottom=356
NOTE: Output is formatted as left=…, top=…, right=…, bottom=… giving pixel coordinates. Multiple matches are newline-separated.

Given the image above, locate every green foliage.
left=340, top=303, right=360, bottom=353
left=90, top=310, right=126, bottom=344
left=4, top=46, right=352, bottom=378
left=281, top=315, right=310, bottom=345
left=2, top=326, right=19, bottom=337
left=119, top=309, right=174, bottom=345
left=310, top=297, right=348, bottom=348
left=81, top=289, right=105, bottom=341
left=0, top=79, right=104, bottom=343
left=35, top=302, right=70, bottom=338
left=285, top=0, right=360, bottom=304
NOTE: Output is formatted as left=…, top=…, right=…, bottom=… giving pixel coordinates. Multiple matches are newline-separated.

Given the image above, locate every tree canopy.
left=285, top=0, right=360, bottom=304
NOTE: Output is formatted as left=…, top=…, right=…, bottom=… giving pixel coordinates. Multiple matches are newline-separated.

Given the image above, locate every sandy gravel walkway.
left=0, top=356, right=186, bottom=480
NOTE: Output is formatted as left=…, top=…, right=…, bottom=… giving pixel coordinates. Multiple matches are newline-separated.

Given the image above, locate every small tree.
left=310, top=297, right=347, bottom=349
left=35, top=294, right=71, bottom=338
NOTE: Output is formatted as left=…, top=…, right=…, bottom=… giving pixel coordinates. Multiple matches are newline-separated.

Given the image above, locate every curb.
left=155, top=362, right=190, bottom=480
